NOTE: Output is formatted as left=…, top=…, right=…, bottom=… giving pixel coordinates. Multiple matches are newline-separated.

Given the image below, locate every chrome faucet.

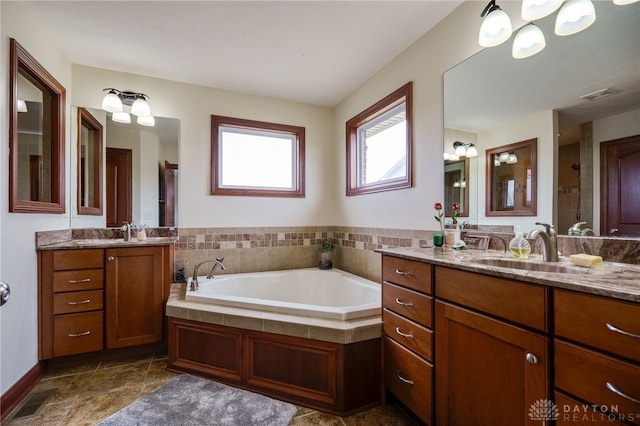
left=527, top=222, right=559, bottom=262
left=190, top=257, right=226, bottom=291
left=568, top=221, right=595, bottom=236
left=121, top=222, right=132, bottom=242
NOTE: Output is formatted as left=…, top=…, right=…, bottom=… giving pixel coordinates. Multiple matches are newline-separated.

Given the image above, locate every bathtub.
left=184, top=268, right=381, bottom=320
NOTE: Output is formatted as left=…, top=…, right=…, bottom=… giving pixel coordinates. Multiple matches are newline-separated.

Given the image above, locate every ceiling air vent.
left=580, top=88, right=617, bottom=101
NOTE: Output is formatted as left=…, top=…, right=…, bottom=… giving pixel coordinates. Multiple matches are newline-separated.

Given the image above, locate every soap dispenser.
left=509, top=232, right=531, bottom=259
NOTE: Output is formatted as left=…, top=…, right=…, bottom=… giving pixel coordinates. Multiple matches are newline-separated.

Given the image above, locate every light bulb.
left=137, top=115, right=155, bottom=127
left=112, top=112, right=131, bottom=123
left=513, top=23, right=546, bottom=59
left=479, top=7, right=513, bottom=47
left=499, top=152, right=510, bottom=162
left=507, top=152, right=518, bottom=164
left=102, top=90, right=123, bottom=113
left=521, top=0, right=563, bottom=20
left=555, top=0, right=596, bottom=36
left=466, top=145, right=478, bottom=158
left=455, top=144, right=467, bottom=156
left=17, top=99, right=28, bottom=113
left=131, top=96, right=151, bottom=117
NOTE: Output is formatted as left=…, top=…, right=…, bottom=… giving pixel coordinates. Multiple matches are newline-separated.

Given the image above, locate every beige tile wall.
left=175, top=226, right=435, bottom=283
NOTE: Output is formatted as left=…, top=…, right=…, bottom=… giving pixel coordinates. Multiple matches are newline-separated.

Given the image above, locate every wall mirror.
left=486, top=138, right=537, bottom=216
left=77, top=108, right=103, bottom=215
left=9, top=38, right=66, bottom=213
left=444, top=158, right=469, bottom=218
left=444, top=1, right=639, bottom=235
left=70, top=108, right=180, bottom=228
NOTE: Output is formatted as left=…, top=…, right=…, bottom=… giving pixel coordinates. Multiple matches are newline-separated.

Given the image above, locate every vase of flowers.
left=319, top=238, right=336, bottom=270
left=433, top=203, right=445, bottom=247
left=445, top=202, right=461, bottom=246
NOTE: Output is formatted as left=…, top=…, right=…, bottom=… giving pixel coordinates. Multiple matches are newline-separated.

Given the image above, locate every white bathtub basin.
left=185, top=268, right=381, bottom=320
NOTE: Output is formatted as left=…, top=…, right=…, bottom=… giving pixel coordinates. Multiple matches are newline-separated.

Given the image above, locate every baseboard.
left=0, top=362, right=46, bottom=421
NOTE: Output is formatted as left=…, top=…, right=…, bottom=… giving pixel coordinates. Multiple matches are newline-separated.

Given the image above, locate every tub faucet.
left=191, top=258, right=226, bottom=291
left=527, top=222, right=559, bottom=262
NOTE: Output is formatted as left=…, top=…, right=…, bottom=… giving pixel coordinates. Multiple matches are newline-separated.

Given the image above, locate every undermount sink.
left=472, top=257, right=592, bottom=274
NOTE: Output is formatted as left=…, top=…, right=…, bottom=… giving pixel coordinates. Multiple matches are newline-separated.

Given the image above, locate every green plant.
left=320, top=238, right=336, bottom=252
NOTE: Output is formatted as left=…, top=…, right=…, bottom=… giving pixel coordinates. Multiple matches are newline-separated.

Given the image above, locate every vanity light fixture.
left=453, top=141, right=478, bottom=158
left=506, top=152, right=519, bottom=164
left=512, top=23, right=546, bottom=59
left=499, top=151, right=511, bottom=162
left=479, top=0, right=513, bottom=47
left=521, top=0, right=563, bottom=21
left=101, top=88, right=155, bottom=126
left=17, top=99, right=28, bottom=113
left=555, top=0, right=596, bottom=36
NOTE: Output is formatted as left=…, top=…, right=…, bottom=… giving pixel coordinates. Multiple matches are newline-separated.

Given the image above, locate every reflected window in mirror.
left=486, top=138, right=537, bottom=216
left=346, top=82, right=412, bottom=196
left=9, top=38, right=65, bottom=213
left=444, top=159, right=469, bottom=218
left=77, top=108, right=103, bottom=215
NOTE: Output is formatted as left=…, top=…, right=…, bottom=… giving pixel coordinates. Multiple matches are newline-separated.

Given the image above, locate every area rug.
left=97, top=374, right=297, bottom=426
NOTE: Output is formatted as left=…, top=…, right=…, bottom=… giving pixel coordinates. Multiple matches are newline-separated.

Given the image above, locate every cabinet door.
left=105, top=246, right=164, bottom=348
left=435, top=301, right=548, bottom=426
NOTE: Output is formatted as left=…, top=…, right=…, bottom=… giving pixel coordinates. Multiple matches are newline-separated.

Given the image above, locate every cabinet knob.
left=107, top=256, right=115, bottom=261
left=525, top=353, right=538, bottom=364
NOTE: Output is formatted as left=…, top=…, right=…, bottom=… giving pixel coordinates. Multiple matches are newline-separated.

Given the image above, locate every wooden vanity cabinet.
left=39, top=249, right=105, bottom=359
left=554, top=289, right=640, bottom=425
left=381, top=255, right=434, bottom=424
left=38, top=245, right=172, bottom=360
left=434, top=266, right=549, bottom=426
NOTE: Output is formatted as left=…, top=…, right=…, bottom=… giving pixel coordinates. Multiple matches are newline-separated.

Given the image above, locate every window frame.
left=346, top=82, right=413, bottom=196
left=211, top=115, right=305, bottom=197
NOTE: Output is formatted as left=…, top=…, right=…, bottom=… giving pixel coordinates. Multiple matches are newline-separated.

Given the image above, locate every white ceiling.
left=22, top=0, right=462, bottom=107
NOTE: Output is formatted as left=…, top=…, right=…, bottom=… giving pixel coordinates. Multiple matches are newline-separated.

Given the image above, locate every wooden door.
left=105, top=246, right=164, bottom=348
left=435, top=301, right=548, bottom=426
left=163, top=161, right=178, bottom=226
left=601, top=135, right=640, bottom=237
left=106, top=148, right=132, bottom=227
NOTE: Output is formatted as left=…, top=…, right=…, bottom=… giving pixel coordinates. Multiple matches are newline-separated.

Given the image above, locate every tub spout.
left=191, top=258, right=226, bottom=291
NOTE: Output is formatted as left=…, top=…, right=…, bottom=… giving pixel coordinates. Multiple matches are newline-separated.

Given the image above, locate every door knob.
left=525, top=353, right=538, bottom=364
left=107, top=256, right=115, bottom=261
left=609, top=228, right=619, bottom=234
left=0, top=281, right=10, bottom=306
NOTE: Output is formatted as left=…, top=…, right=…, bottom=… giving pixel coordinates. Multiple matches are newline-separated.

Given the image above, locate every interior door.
left=601, top=135, right=640, bottom=237
left=106, top=148, right=132, bottom=227
left=162, top=161, right=178, bottom=226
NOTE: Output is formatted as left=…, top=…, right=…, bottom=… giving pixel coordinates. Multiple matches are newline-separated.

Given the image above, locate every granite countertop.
left=377, top=247, right=640, bottom=302
left=36, top=237, right=176, bottom=250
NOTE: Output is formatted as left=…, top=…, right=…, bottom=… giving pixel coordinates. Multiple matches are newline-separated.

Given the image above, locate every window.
left=346, top=82, right=412, bottom=196
left=211, top=115, right=305, bottom=197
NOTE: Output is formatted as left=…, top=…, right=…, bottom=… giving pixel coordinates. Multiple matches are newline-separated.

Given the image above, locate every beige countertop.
left=377, top=247, right=640, bottom=302
left=36, top=237, right=176, bottom=250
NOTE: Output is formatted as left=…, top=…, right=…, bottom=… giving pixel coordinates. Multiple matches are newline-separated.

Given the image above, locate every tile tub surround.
left=166, top=283, right=382, bottom=344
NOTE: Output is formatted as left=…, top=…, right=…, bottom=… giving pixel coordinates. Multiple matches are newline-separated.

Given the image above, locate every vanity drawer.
left=53, top=290, right=103, bottom=314
left=554, top=289, right=640, bottom=362
left=555, top=340, right=640, bottom=424
left=53, top=311, right=104, bottom=357
left=383, top=308, right=433, bottom=361
left=435, top=266, right=547, bottom=331
left=382, top=282, right=433, bottom=327
left=382, top=256, right=433, bottom=294
left=53, top=249, right=104, bottom=271
left=384, top=337, right=433, bottom=424
left=53, top=269, right=104, bottom=292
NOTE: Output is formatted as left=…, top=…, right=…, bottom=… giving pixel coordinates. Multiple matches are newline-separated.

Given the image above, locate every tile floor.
left=3, top=352, right=415, bottom=425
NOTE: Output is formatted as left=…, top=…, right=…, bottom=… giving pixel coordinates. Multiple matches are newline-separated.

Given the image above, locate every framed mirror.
left=77, top=108, right=103, bottom=215
left=444, top=159, right=469, bottom=218
left=9, top=38, right=66, bottom=213
left=486, top=138, right=537, bottom=216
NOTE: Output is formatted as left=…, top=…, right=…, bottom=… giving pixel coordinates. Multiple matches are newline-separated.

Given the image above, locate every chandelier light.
left=479, top=0, right=513, bottom=47
left=102, top=88, right=154, bottom=126
left=521, top=0, right=563, bottom=20
left=555, top=0, right=596, bottom=36
left=513, top=23, right=546, bottom=59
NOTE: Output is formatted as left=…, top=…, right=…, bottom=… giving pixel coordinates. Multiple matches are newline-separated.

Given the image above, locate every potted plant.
left=319, top=238, right=336, bottom=270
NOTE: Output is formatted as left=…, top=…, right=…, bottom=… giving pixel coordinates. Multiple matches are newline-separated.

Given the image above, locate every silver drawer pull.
left=67, top=299, right=91, bottom=305
left=395, top=327, right=414, bottom=339
left=396, top=370, right=414, bottom=385
left=67, top=330, right=91, bottom=337
left=606, top=382, right=640, bottom=404
left=395, top=268, right=414, bottom=277
left=606, top=322, right=640, bottom=339
left=67, top=278, right=91, bottom=284
left=395, top=298, right=414, bottom=308
left=525, top=353, right=538, bottom=365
